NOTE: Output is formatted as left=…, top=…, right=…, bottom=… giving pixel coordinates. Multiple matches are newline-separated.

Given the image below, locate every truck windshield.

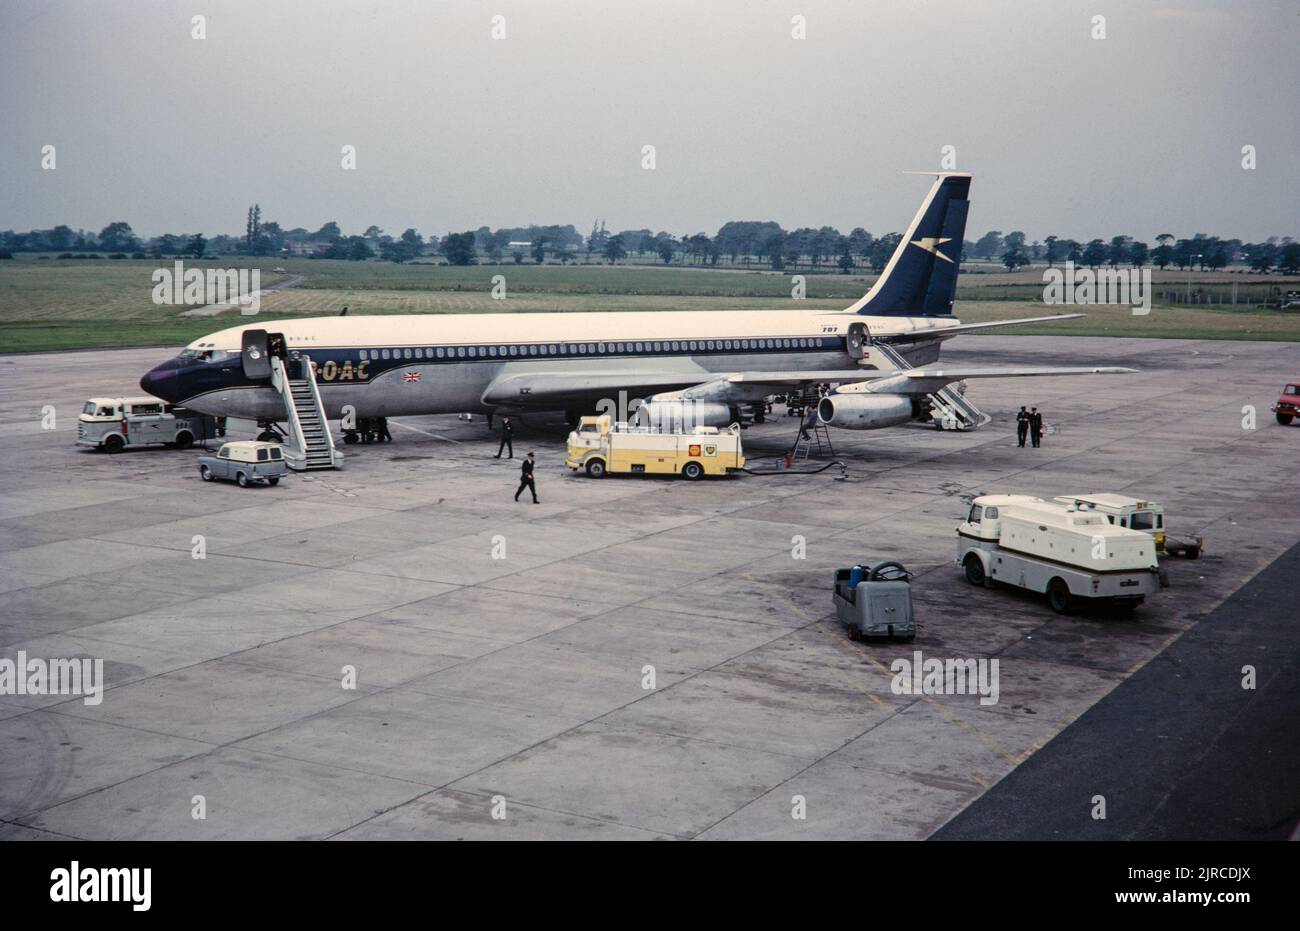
left=967, top=506, right=982, bottom=523
left=83, top=402, right=115, bottom=416
left=1129, top=511, right=1156, bottom=530
left=1286, top=386, right=1300, bottom=396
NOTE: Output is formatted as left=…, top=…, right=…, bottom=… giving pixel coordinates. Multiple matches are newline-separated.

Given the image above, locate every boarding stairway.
left=270, top=354, right=344, bottom=470
left=871, top=341, right=990, bottom=431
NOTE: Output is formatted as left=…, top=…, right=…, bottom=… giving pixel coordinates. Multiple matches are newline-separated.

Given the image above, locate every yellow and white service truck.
left=565, top=414, right=745, bottom=480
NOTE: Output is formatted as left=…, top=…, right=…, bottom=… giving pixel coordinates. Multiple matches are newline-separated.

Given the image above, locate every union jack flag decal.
left=403, top=371, right=421, bottom=383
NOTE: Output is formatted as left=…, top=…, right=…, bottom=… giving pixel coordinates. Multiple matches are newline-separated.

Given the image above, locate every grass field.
left=1, top=255, right=1296, bottom=352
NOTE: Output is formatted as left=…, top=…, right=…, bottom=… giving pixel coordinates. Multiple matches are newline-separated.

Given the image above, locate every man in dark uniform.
left=1016, top=406, right=1030, bottom=447
left=514, top=452, right=538, bottom=503
left=494, top=416, right=514, bottom=459
left=378, top=416, right=392, bottom=442
left=1029, top=407, right=1043, bottom=447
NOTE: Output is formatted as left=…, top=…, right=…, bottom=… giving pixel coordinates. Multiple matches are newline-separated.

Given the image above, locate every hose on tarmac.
left=740, top=459, right=847, bottom=477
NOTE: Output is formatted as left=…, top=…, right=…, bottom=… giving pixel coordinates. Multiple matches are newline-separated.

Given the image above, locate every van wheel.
left=1047, top=578, right=1072, bottom=614
left=174, top=431, right=193, bottom=449
left=586, top=458, right=607, bottom=478
left=104, top=434, right=124, bottom=453
left=200, top=465, right=213, bottom=481
left=267, top=476, right=280, bottom=486
left=1277, top=413, right=1294, bottom=425
left=236, top=472, right=249, bottom=488
left=682, top=461, right=704, bottom=480
left=963, top=553, right=987, bottom=586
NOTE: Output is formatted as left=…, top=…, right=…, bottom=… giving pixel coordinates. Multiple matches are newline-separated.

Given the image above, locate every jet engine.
left=817, top=393, right=916, bottom=430
left=636, top=398, right=734, bottom=432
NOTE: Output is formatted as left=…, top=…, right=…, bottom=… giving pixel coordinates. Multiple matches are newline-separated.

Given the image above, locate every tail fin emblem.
left=910, top=237, right=954, bottom=262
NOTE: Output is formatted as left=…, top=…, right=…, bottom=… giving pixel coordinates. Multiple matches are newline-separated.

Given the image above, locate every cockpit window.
left=177, top=348, right=229, bottom=363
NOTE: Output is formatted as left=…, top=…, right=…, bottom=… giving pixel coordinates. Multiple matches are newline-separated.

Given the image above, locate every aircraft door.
left=241, top=329, right=272, bottom=381
left=846, top=322, right=870, bottom=360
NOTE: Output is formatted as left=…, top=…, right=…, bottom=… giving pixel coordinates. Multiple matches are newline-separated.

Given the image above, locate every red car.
left=1273, top=381, right=1300, bottom=425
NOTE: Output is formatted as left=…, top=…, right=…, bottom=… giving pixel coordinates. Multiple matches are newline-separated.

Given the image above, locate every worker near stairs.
left=515, top=452, right=539, bottom=504
left=494, top=416, right=514, bottom=459
left=1016, top=406, right=1030, bottom=447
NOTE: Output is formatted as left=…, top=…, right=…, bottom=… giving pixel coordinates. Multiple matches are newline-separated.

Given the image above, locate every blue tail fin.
left=845, top=173, right=971, bottom=317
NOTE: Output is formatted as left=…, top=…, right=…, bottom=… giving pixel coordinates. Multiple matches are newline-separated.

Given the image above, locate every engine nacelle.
left=636, top=398, right=733, bottom=432
left=817, top=393, right=916, bottom=430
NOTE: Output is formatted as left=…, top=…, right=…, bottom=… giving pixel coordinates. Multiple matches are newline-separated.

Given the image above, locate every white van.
left=78, top=396, right=218, bottom=452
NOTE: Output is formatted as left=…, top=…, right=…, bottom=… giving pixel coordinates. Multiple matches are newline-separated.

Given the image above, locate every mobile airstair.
left=871, top=341, right=990, bottom=431
left=270, top=354, right=344, bottom=470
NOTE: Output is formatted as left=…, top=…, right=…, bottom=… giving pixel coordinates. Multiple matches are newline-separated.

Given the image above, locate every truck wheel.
left=962, top=553, right=987, bottom=586
left=585, top=458, right=607, bottom=478
left=1047, top=578, right=1072, bottom=615
left=236, top=471, right=249, bottom=488
left=174, top=431, right=193, bottom=449
left=200, top=465, right=213, bottom=481
left=1277, top=413, right=1294, bottom=425
left=104, top=434, right=124, bottom=453
left=682, top=461, right=704, bottom=480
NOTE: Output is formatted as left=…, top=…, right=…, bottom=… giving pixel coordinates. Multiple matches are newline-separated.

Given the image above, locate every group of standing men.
left=1016, top=406, right=1045, bottom=448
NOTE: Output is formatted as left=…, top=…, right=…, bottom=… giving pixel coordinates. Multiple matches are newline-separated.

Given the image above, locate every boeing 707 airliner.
left=140, top=173, right=1130, bottom=434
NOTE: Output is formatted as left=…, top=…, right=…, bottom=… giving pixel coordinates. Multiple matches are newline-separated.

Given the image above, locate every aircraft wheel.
left=257, top=430, right=278, bottom=443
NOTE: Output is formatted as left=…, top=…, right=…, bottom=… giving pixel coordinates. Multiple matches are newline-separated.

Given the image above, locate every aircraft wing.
left=480, top=363, right=1135, bottom=410
left=480, top=368, right=876, bottom=409
left=837, top=366, right=1137, bottom=397
left=879, top=313, right=1086, bottom=342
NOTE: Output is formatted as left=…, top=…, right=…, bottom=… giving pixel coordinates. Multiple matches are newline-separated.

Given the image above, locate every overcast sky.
left=2, top=0, right=1297, bottom=243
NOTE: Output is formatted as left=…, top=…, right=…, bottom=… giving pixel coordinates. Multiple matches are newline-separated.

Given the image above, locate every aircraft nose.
left=140, top=363, right=181, bottom=402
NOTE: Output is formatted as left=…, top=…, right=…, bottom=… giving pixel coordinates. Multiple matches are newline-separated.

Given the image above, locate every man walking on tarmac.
left=515, top=452, right=538, bottom=504
left=494, top=416, right=514, bottom=459
left=1029, top=407, right=1044, bottom=448
left=1016, top=406, right=1030, bottom=447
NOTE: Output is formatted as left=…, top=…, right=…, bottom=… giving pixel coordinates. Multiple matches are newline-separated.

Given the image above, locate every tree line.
left=3, top=208, right=1297, bottom=274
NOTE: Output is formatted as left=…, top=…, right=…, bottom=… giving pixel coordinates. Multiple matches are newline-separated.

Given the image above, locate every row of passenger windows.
left=358, top=337, right=827, bottom=362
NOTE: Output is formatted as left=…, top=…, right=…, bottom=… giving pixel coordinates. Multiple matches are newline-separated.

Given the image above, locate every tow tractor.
left=1052, top=493, right=1203, bottom=559
left=565, top=414, right=745, bottom=479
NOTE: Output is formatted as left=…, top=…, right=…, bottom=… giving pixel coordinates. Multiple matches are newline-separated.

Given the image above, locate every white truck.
left=78, top=396, right=220, bottom=452
left=956, top=495, right=1164, bottom=614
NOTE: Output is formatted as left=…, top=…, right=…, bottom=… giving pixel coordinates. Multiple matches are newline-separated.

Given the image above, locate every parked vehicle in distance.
left=1271, top=380, right=1300, bottom=425
left=565, top=414, right=745, bottom=479
left=1053, top=493, right=1202, bottom=559
left=957, top=495, right=1164, bottom=614
left=78, top=396, right=219, bottom=452
left=196, top=441, right=287, bottom=487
